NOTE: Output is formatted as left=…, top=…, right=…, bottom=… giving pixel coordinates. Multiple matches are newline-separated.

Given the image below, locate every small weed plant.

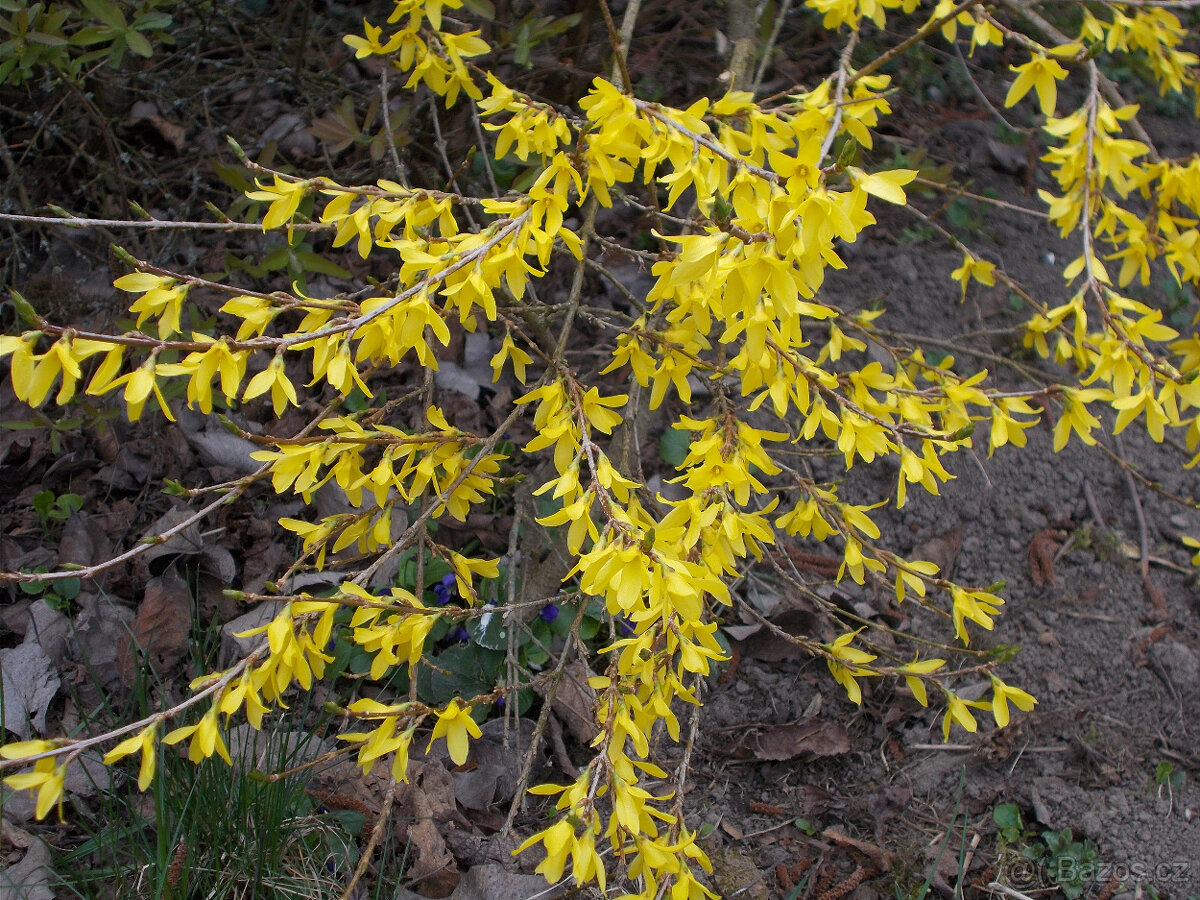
left=4, top=0, right=1200, bottom=897
left=993, top=803, right=1101, bottom=900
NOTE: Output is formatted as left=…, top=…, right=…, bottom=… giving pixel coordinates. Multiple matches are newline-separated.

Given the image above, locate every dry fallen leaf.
left=398, top=761, right=460, bottom=898
left=539, top=657, right=598, bottom=745
left=20, top=600, right=70, bottom=667
left=753, top=719, right=850, bottom=761
left=450, top=718, right=540, bottom=811
left=0, top=643, right=59, bottom=740
left=1029, top=527, right=1065, bottom=587
left=0, top=836, right=54, bottom=900
left=912, top=523, right=963, bottom=581
left=126, top=100, right=186, bottom=152
left=117, top=568, right=192, bottom=684
left=392, top=864, right=564, bottom=900
left=71, top=594, right=134, bottom=691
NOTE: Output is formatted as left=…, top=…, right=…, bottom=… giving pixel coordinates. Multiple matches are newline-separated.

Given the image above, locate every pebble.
left=1021, top=509, right=1049, bottom=530
left=1107, top=789, right=1130, bottom=815
left=1148, top=641, right=1199, bottom=686
left=889, top=255, right=919, bottom=284
left=996, top=518, right=1019, bottom=538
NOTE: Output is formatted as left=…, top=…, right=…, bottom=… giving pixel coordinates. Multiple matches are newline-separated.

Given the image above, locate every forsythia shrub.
left=3, top=0, right=1200, bottom=896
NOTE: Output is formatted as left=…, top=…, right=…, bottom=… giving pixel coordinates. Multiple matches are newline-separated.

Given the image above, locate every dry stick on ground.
left=339, top=774, right=400, bottom=900
left=988, top=883, right=1037, bottom=900
left=500, top=598, right=591, bottom=838
left=1113, top=433, right=1171, bottom=620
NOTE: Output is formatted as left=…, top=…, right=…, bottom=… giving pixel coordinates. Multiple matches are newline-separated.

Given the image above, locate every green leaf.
left=132, top=12, right=172, bottom=31
left=125, top=29, right=153, bottom=57
left=792, top=817, right=817, bottom=835
left=295, top=251, right=351, bottom=279
left=659, top=428, right=690, bottom=468
left=56, top=493, right=83, bottom=517
left=32, top=490, right=55, bottom=519
left=466, top=606, right=508, bottom=651
left=162, top=479, right=190, bottom=497
left=417, top=644, right=504, bottom=705
left=55, top=577, right=81, bottom=601
left=24, top=29, right=68, bottom=46
left=68, top=24, right=115, bottom=46
left=82, top=0, right=126, bottom=30
left=992, top=803, right=1022, bottom=842
left=461, top=0, right=495, bottom=19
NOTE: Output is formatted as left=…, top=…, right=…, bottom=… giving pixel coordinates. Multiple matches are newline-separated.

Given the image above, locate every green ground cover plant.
left=2, top=0, right=1200, bottom=897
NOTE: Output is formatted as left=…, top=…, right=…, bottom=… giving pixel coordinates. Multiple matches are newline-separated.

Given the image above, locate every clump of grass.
left=52, top=719, right=377, bottom=900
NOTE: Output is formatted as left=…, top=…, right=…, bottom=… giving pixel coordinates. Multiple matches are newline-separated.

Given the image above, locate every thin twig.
left=751, top=0, right=794, bottom=93
left=953, top=41, right=1023, bottom=134
left=354, top=400, right=529, bottom=587
left=987, top=882, right=1038, bottom=900
left=500, top=598, right=590, bottom=837
left=616, top=0, right=644, bottom=78
left=339, top=775, right=400, bottom=900
left=597, top=0, right=634, bottom=92
left=1113, top=434, right=1150, bottom=580
left=817, top=33, right=861, bottom=165
left=911, top=177, right=1048, bottom=218
left=0, top=645, right=266, bottom=771
left=429, top=97, right=479, bottom=230
left=379, top=65, right=409, bottom=186
left=849, top=0, right=984, bottom=86
left=553, top=198, right=599, bottom=361
left=469, top=106, right=500, bottom=197
left=0, top=472, right=264, bottom=585
left=0, top=212, right=331, bottom=232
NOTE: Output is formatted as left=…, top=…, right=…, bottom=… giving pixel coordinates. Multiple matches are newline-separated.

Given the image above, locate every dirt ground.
left=685, top=154, right=1200, bottom=897
left=1, top=3, right=1198, bottom=899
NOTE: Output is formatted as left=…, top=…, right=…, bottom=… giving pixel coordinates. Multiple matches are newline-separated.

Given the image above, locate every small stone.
left=1149, top=641, right=1198, bottom=686
left=1107, top=789, right=1130, bottom=815
left=889, top=255, right=919, bottom=284
left=1020, top=509, right=1048, bottom=530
